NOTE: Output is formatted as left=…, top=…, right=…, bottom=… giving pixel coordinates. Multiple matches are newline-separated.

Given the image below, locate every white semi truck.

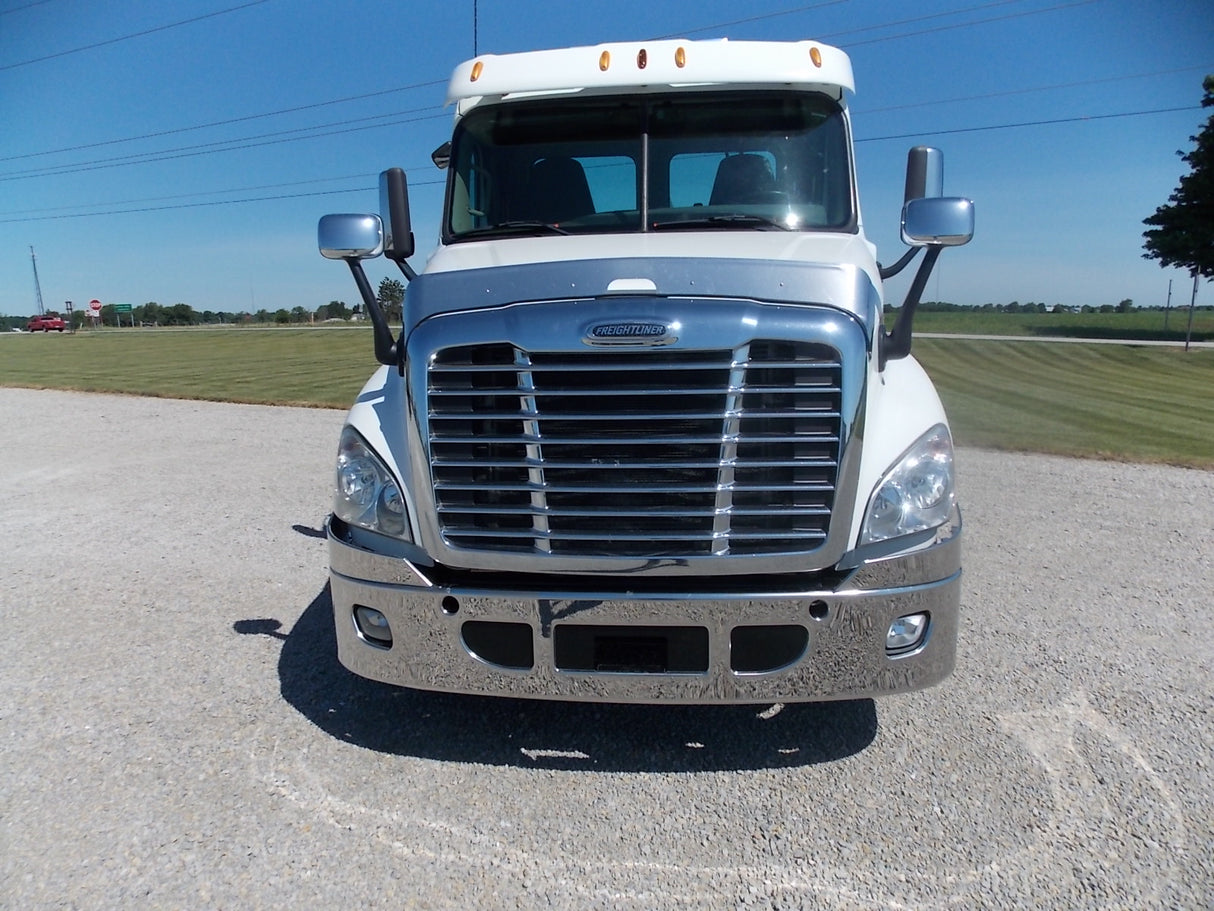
left=318, top=38, right=974, bottom=703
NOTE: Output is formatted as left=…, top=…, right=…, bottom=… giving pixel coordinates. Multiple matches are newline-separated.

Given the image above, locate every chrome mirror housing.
left=318, top=213, right=384, bottom=260
left=901, top=197, right=974, bottom=247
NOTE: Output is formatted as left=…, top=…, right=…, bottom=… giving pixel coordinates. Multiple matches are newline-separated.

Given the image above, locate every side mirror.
left=901, top=197, right=974, bottom=247
left=379, top=168, right=415, bottom=261
left=318, top=213, right=384, bottom=260
left=318, top=213, right=398, bottom=367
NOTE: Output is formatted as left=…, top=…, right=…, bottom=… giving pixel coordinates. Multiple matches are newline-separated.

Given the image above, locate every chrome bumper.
left=326, top=513, right=960, bottom=704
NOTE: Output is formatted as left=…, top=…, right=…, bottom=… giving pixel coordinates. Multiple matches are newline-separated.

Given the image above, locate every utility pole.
left=30, top=245, right=45, bottom=316
left=1184, top=272, right=1198, bottom=353
left=1163, top=278, right=1172, bottom=332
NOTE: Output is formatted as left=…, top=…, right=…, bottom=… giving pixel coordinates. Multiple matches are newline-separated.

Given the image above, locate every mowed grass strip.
left=915, top=338, right=1214, bottom=469
left=3, top=327, right=1212, bottom=468
left=0, top=327, right=376, bottom=409
left=910, top=308, right=1214, bottom=341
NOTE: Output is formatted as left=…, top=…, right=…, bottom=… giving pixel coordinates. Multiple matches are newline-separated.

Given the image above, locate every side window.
left=669, top=151, right=777, bottom=208
left=668, top=153, right=719, bottom=208
left=581, top=156, right=638, bottom=213
left=450, top=148, right=494, bottom=233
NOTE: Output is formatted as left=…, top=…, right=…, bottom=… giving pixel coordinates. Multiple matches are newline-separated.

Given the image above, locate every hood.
left=407, top=231, right=883, bottom=331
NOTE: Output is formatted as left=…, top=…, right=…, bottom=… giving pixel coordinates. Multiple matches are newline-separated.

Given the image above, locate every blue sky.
left=1, top=0, right=1210, bottom=317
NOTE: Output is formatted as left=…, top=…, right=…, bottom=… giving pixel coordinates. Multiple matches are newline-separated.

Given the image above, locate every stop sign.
left=89, top=299, right=102, bottom=312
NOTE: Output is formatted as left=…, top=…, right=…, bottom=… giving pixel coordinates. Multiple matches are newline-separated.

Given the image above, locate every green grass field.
left=913, top=339, right=1213, bottom=468
left=3, top=325, right=1212, bottom=468
left=909, top=307, right=1214, bottom=342
left=0, top=326, right=375, bottom=409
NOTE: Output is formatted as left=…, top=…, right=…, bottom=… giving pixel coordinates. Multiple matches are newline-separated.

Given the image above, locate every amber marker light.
left=675, top=46, right=686, bottom=68
left=810, top=46, right=822, bottom=68
left=637, top=48, right=648, bottom=69
left=599, top=50, right=611, bottom=71
left=470, top=60, right=484, bottom=82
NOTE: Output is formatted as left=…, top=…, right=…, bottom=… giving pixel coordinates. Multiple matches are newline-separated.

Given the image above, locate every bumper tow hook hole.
left=809, top=600, right=829, bottom=621
left=441, top=596, right=460, bottom=615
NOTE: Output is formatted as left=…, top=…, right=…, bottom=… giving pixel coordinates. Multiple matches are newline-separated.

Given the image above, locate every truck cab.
left=318, top=38, right=973, bottom=703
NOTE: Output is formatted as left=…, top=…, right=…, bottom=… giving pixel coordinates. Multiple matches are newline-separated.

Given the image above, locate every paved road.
left=2, top=389, right=1211, bottom=909
left=917, top=332, right=1214, bottom=348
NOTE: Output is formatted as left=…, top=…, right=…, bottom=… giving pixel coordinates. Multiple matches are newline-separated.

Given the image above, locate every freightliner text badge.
left=584, top=320, right=677, bottom=347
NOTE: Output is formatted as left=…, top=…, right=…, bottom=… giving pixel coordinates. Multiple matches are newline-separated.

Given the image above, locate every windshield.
left=444, top=90, right=854, bottom=240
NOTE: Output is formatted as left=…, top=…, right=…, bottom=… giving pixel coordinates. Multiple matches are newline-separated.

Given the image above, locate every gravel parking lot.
left=2, top=388, right=1211, bottom=909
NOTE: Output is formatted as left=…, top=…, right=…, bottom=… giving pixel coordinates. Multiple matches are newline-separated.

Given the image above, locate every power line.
left=2, top=103, right=1200, bottom=223
left=823, top=0, right=1094, bottom=44
left=0, top=78, right=448, bottom=165
left=0, top=173, right=384, bottom=216
left=0, top=0, right=279, bottom=71
left=654, top=0, right=850, bottom=39
left=0, top=0, right=57, bottom=15
left=859, top=63, right=1214, bottom=114
left=5, top=55, right=1203, bottom=184
left=0, top=0, right=1083, bottom=166
left=0, top=178, right=448, bottom=224
left=0, top=108, right=450, bottom=181
left=0, top=1, right=1196, bottom=222
left=654, top=0, right=1095, bottom=45
left=0, top=0, right=1106, bottom=187
left=856, top=104, right=1201, bottom=143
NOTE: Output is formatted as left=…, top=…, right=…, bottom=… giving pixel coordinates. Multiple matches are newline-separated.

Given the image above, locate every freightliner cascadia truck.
left=317, top=38, right=974, bottom=703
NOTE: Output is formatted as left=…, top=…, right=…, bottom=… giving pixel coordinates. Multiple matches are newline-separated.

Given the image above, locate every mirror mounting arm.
left=390, top=256, right=417, bottom=283
left=878, top=247, right=921, bottom=280
left=345, top=257, right=401, bottom=369
left=880, top=245, right=941, bottom=370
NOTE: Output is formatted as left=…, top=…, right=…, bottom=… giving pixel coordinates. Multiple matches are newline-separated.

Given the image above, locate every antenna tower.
left=30, top=246, right=45, bottom=316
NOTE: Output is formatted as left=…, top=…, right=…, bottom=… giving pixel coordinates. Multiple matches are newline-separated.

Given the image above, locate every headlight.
left=334, top=426, right=411, bottom=541
left=861, top=424, right=955, bottom=546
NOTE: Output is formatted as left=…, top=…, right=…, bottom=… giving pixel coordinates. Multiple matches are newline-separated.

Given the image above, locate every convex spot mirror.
left=379, top=168, right=415, bottom=262
left=901, top=197, right=974, bottom=247
left=318, top=213, right=384, bottom=260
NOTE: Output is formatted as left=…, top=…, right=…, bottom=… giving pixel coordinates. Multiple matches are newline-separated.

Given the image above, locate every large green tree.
left=1142, top=75, right=1214, bottom=282
left=377, top=277, right=405, bottom=323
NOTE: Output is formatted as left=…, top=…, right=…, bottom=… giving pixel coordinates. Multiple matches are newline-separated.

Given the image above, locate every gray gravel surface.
left=2, top=388, right=1211, bottom=909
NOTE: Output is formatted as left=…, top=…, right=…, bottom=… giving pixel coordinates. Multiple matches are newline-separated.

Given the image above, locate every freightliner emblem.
left=584, top=321, right=677, bottom=346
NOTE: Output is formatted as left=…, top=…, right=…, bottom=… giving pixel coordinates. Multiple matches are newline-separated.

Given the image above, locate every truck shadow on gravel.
left=237, top=583, right=878, bottom=772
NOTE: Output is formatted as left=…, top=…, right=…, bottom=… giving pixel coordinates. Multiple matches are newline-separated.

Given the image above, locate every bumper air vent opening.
left=730, top=624, right=809, bottom=674
left=461, top=620, right=535, bottom=670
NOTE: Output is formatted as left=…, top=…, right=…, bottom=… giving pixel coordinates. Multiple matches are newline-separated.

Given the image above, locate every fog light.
left=886, top=613, right=928, bottom=655
left=354, top=605, right=393, bottom=647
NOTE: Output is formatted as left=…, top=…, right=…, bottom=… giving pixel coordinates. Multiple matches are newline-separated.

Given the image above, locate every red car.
left=27, top=315, right=66, bottom=332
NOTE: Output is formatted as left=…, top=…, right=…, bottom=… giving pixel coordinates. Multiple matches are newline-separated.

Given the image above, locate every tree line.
left=1, top=277, right=409, bottom=331
left=0, top=299, right=360, bottom=331
left=895, top=299, right=1144, bottom=314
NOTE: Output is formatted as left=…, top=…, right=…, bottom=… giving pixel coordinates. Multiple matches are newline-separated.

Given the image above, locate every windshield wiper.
left=651, top=214, right=793, bottom=232
left=455, top=221, right=571, bottom=239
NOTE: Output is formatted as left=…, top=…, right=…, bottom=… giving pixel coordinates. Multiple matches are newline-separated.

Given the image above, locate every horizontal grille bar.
left=429, top=359, right=842, bottom=374
left=433, top=459, right=837, bottom=470
left=434, top=482, right=837, bottom=492
left=437, top=504, right=832, bottom=517
left=430, top=410, right=840, bottom=422
left=434, top=528, right=830, bottom=542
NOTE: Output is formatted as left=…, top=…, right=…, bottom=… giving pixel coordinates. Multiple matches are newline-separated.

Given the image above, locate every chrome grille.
left=426, top=340, right=842, bottom=558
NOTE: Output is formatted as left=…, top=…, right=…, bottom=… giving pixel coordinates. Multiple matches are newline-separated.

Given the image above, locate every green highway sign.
left=114, top=303, right=132, bottom=312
